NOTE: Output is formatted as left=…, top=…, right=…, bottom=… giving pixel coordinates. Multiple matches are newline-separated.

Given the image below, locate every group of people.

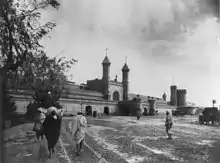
left=34, top=105, right=173, bottom=158
left=33, top=106, right=63, bottom=157
left=33, top=106, right=87, bottom=158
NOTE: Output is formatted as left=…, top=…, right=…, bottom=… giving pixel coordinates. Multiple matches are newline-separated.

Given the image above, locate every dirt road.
left=5, top=116, right=220, bottom=163
left=63, top=115, right=220, bottom=163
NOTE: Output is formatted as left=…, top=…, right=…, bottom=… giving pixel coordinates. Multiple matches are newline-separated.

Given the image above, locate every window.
left=113, top=91, right=120, bottom=101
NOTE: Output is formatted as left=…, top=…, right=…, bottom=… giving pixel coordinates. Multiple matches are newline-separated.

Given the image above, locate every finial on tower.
left=125, top=56, right=127, bottom=63
left=105, top=48, right=108, bottom=56
left=122, top=56, right=129, bottom=71
left=102, top=48, right=111, bottom=65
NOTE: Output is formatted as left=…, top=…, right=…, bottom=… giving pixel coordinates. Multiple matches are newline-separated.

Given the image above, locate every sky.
left=38, top=0, right=220, bottom=106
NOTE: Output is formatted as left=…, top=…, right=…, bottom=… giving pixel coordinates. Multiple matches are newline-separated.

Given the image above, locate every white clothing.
left=71, top=115, right=87, bottom=144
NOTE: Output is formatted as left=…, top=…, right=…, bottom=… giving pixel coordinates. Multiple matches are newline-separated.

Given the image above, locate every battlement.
left=170, top=85, right=177, bottom=89
left=177, top=89, right=187, bottom=94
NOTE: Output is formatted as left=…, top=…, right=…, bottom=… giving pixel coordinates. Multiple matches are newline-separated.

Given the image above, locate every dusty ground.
left=3, top=123, right=65, bottom=163
left=64, top=115, right=220, bottom=163
left=61, top=123, right=99, bottom=163
left=4, top=115, right=220, bottom=163
left=3, top=122, right=98, bottom=163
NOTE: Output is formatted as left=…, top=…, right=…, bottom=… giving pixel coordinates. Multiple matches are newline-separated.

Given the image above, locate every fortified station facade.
left=8, top=53, right=183, bottom=116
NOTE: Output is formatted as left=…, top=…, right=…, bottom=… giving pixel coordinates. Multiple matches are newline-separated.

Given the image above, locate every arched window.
left=113, top=91, right=120, bottom=101
left=85, top=105, right=92, bottom=116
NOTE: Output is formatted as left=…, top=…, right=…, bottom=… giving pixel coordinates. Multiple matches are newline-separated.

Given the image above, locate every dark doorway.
left=104, top=107, right=110, bottom=115
left=113, top=91, right=120, bottom=101
left=143, top=107, right=148, bottom=116
left=85, top=106, right=92, bottom=116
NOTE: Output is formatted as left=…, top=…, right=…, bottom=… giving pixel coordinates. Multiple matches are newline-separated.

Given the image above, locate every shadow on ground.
left=3, top=123, right=62, bottom=163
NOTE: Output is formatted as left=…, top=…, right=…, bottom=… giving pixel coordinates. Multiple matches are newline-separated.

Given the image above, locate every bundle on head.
left=56, top=109, right=63, bottom=117
left=77, top=112, right=83, bottom=115
left=50, top=110, right=58, bottom=119
left=51, top=110, right=56, bottom=115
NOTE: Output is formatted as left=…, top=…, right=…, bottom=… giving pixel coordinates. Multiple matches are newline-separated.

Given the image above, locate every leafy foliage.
left=22, top=53, right=76, bottom=108
left=0, top=0, right=60, bottom=71
left=0, top=0, right=77, bottom=121
left=0, top=0, right=63, bottom=121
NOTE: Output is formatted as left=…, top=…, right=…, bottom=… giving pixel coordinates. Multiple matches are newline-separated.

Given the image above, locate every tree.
left=212, top=100, right=216, bottom=107
left=22, top=52, right=77, bottom=109
left=0, top=0, right=60, bottom=125
left=0, top=0, right=60, bottom=74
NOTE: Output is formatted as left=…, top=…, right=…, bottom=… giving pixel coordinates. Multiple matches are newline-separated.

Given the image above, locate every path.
left=5, top=116, right=220, bottom=163
left=3, top=123, right=62, bottom=163
left=3, top=121, right=99, bottom=163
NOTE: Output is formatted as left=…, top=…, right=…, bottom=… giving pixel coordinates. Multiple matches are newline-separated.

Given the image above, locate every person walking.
left=136, top=108, right=141, bottom=120
left=93, top=108, right=97, bottom=118
left=165, top=111, right=173, bottom=139
left=72, top=112, right=87, bottom=156
left=42, top=107, right=62, bottom=158
left=56, top=108, right=64, bottom=141
left=33, top=107, right=46, bottom=141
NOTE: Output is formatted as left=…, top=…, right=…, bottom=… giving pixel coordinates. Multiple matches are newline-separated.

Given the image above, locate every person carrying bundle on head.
left=33, top=107, right=46, bottom=141
left=42, top=107, right=62, bottom=158
left=136, top=108, right=141, bottom=120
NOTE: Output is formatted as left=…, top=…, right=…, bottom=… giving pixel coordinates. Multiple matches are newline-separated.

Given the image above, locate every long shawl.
left=71, top=115, right=87, bottom=144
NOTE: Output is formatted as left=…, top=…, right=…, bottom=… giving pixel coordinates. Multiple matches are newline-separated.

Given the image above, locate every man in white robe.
left=71, top=112, right=87, bottom=155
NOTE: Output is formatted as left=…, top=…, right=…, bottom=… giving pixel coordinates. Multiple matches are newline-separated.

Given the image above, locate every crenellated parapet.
left=171, top=85, right=177, bottom=89
left=177, top=89, right=187, bottom=94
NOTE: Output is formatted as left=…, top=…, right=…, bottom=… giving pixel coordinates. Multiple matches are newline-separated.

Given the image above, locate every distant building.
left=8, top=53, right=176, bottom=115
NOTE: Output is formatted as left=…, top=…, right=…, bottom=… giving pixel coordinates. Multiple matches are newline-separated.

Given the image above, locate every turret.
left=122, top=62, right=129, bottom=100
left=177, top=89, right=187, bottom=107
left=170, top=85, right=177, bottom=106
left=102, top=48, right=111, bottom=99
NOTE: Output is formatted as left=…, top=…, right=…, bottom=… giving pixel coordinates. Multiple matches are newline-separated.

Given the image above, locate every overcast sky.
left=40, top=0, right=220, bottom=106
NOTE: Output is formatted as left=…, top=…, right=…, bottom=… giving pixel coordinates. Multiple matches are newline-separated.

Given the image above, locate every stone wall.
left=86, top=79, right=103, bottom=93
left=60, top=98, right=118, bottom=115
left=10, top=93, right=118, bottom=115
left=13, top=98, right=31, bottom=113
left=118, top=100, right=141, bottom=116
